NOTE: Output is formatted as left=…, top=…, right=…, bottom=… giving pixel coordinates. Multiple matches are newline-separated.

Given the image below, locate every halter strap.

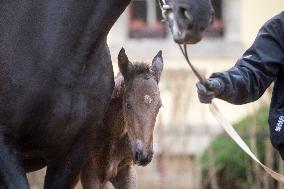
left=157, top=0, right=172, bottom=22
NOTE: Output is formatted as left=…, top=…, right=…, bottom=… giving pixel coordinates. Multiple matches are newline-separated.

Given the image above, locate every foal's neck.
left=100, top=74, right=133, bottom=164
left=104, top=74, right=127, bottom=140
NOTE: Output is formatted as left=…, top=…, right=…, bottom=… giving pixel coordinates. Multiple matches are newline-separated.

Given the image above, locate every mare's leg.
left=23, top=158, right=46, bottom=172
left=0, top=177, right=7, bottom=189
left=44, top=42, right=114, bottom=189
left=0, top=129, right=29, bottom=189
left=111, top=165, right=137, bottom=189
left=43, top=124, right=98, bottom=189
left=44, top=80, right=113, bottom=189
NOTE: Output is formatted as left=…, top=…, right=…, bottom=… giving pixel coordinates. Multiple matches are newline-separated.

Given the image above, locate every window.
left=128, top=0, right=168, bottom=39
left=204, top=0, right=224, bottom=38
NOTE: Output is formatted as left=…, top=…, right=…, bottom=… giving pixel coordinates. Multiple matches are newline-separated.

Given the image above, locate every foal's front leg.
left=111, top=165, right=137, bottom=189
left=80, top=158, right=104, bottom=189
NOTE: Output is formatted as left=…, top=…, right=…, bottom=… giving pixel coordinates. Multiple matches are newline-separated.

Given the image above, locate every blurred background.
left=28, top=0, right=284, bottom=188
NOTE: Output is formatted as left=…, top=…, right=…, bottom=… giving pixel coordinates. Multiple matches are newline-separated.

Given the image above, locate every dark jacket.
left=210, top=12, right=284, bottom=159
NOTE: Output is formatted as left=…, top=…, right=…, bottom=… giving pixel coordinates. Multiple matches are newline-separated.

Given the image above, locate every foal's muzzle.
left=132, top=140, right=154, bottom=166
left=134, top=148, right=154, bottom=166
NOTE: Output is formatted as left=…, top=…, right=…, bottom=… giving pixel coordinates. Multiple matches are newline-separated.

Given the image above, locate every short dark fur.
left=79, top=49, right=164, bottom=189
left=0, top=1, right=131, bottom=188
left=130, top=63, right=151, bottom=74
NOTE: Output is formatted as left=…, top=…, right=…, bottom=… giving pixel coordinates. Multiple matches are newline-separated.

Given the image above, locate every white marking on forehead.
left=144, top=95, right=153, bottom=104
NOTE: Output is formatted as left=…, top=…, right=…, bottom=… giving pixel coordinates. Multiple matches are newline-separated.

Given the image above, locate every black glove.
left=196, top=78, right=225, bottom=104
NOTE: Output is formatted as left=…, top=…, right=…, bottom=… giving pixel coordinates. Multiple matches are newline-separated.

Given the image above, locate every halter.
left=157, top=0, right=172, bottom=22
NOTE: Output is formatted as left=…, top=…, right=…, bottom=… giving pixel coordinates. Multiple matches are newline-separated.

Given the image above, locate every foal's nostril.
left=149, top=150, right=154, bottom=159
left=135, top=151, right=139, bottom=161
left=135, top=150, right=142, bottom=162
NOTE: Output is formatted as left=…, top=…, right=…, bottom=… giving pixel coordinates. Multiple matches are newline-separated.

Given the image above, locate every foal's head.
left=117, top=48, right=163, bottom=166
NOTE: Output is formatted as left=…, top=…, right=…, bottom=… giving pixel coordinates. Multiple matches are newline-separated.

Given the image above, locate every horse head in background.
left=162, top=0, right=214, bottom=44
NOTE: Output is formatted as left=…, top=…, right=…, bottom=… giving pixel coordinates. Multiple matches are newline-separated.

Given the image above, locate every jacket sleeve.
left=210, top=13, right=284, bottom=105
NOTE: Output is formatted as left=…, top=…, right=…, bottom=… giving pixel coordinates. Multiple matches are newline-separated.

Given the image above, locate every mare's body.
left=0, top=1, right=130, bottom=188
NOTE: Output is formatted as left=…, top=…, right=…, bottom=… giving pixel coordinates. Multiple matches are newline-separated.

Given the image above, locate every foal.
left=79, top=48, right=164, bottom=189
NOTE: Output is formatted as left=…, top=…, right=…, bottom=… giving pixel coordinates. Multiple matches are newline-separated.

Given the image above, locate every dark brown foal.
left=79, top=48, right=164, bottom=189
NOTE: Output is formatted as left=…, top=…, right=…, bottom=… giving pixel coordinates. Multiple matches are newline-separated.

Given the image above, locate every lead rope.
left=178, top=44, right=284, bottom=183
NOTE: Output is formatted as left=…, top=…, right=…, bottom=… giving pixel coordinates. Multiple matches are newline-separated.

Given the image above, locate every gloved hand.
left=196, top=78, right=225, bottom=104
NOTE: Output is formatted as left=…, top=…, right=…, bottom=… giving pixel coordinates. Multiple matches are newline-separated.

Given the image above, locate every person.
left=196, top=12, right=284, bottom=159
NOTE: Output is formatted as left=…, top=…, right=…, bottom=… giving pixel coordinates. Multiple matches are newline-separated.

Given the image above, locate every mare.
left=0, top=0, right=212, bottom=188
left=78, top=48, right=163, bottom=189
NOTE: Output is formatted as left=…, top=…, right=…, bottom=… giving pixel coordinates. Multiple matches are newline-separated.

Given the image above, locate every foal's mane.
left=112, top=62, right=151, bottom=99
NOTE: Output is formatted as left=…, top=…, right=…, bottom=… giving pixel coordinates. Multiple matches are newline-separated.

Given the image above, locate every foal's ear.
left=151, top=50, right=164, bottom=83
left=118, top=48, right=133, bottom=78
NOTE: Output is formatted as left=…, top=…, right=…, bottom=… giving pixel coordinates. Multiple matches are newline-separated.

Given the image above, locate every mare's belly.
left=18, top=44, right=114, bottom=162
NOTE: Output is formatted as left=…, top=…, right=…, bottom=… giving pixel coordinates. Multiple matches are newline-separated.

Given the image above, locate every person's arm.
left=198, top=12, right=284, bottom=104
